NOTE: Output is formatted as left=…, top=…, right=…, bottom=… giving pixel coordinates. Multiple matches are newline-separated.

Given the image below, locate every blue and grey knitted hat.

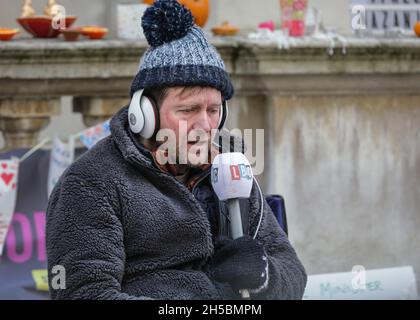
left=130, top=0, right=234, bottom=100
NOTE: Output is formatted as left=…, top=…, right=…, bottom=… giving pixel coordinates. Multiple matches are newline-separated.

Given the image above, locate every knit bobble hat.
left=130, top=0, right=234, bottom=100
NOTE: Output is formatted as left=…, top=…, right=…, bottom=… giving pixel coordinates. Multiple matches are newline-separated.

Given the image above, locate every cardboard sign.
left=303, top=266, right=419, bottom=300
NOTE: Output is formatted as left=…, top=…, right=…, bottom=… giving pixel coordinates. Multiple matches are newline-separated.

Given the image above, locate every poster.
left=0, top=147, right=86, bottom=300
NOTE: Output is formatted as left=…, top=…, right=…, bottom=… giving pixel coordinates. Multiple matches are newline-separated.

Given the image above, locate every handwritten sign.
left=0, top=157, right=19, bottom=256
left=79, top=120, right=111, bottom=149
left=303, top=266, right=419, bottom=300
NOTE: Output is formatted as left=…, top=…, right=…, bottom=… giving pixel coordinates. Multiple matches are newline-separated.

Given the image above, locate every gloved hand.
left=207, top=235, right=269, bottom=293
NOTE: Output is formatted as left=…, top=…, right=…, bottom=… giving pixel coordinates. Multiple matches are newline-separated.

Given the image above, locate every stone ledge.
left=1, top=35, right=419, bottom=53
left=0, top=36, right=419, bottom=97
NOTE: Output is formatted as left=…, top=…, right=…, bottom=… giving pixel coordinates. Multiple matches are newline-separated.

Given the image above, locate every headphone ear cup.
left=128, top=89, right=159, bottom=139
left=218, top=101, right=228, bottom=130
left=128, top=90, right=145, bottom=134
left=139, top=94, right=159, bottom=140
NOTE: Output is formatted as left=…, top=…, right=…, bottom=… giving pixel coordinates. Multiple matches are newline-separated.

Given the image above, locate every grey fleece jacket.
left=46, top=105, right=307, bottom=300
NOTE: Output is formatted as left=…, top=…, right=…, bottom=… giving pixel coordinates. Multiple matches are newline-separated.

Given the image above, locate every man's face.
left=158, top=86, right=222, bottom=166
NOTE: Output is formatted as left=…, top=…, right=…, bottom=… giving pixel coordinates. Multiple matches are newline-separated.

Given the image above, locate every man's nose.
left=191, top=110, right=211, bottom=132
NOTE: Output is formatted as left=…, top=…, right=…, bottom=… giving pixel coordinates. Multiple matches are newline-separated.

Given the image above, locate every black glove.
left=207, top=235, right=269, bottom=293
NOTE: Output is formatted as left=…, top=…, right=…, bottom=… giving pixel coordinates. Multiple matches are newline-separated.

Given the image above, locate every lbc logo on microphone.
left=211, top=164, right=252, bottom=183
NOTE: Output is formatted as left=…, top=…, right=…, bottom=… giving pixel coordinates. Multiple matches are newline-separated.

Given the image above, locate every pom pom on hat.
left=142, top=0, right=194, bottom=48
left=131, top=0, right=235, bottom=100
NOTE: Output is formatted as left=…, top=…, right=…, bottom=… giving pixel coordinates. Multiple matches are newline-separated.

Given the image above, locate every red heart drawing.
left=1, top=163, right=7, bottom=170
left=1, top=173, right=14, bottom=186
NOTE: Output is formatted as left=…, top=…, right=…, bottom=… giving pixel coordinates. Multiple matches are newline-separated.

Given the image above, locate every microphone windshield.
left=211, top=152, right=254, bottom=201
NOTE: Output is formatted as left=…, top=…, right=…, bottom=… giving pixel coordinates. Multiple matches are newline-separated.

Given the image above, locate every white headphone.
left=128, top=89, right=228, bottom=139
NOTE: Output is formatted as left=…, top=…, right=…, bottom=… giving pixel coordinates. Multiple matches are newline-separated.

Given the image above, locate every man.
left=46, top=0, right=307, bottom=300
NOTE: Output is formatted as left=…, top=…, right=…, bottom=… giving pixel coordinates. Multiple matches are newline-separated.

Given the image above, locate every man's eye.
left=180, top=109, right=193, bottom=114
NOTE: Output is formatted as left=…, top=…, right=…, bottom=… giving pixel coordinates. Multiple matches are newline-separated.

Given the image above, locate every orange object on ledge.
left=143, top=0, right=209, bottom=28
left=60, top=28, right=82, bottom=41
left=211, top=22, right=239, bottom=36
left=0, top=28, right=20, bottom=41
left=79, top=26, right=109, bottom=40
left=414, top=22, right=420, bottom=37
